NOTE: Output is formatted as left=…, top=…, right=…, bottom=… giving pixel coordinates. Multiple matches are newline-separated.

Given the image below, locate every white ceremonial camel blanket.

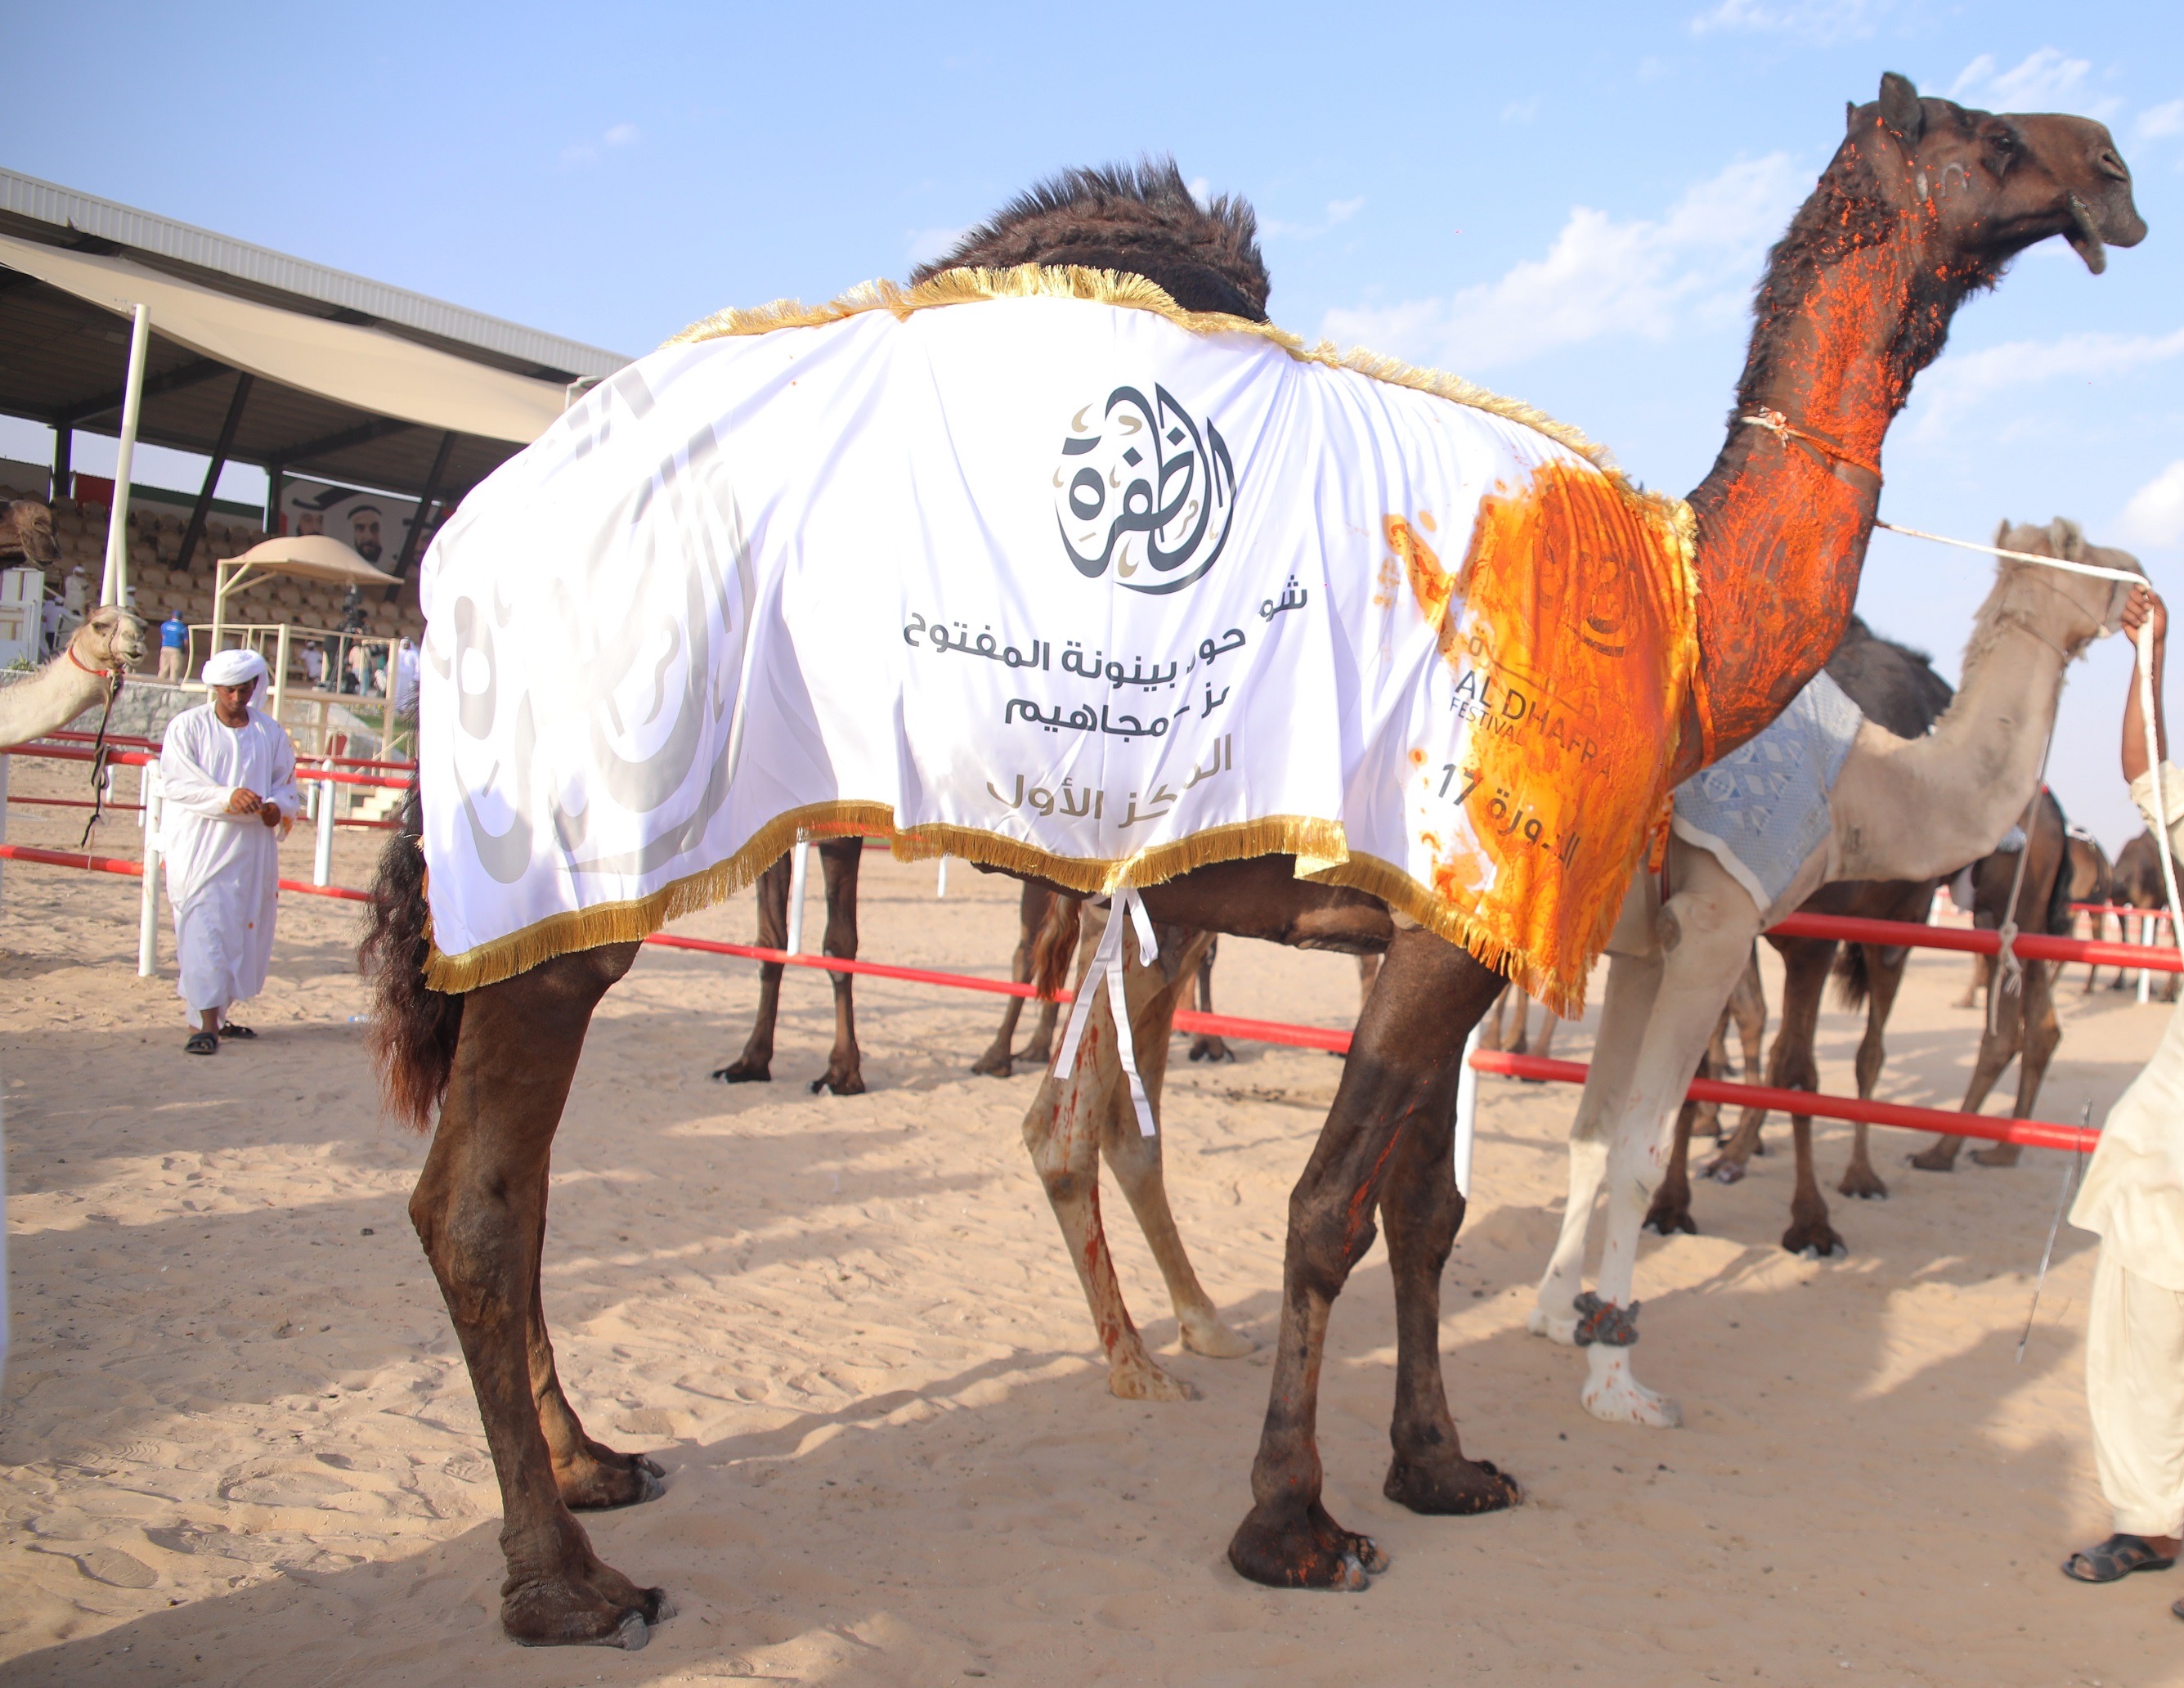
left=417, top=269, right=1700, bottom=1012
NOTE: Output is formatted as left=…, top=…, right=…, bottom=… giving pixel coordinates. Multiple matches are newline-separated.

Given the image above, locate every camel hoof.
left=1188, top=1037, right=1235, bottom=1063
left=1581, top=1375, right=1683, bottom=1429
left=968, top=1052, right=1014, bottom=1079
left=1179, top=1313, right=1258, bottom=1359
left=1526, top=1304, right=1579, bottom=1345
left=560, top=1451, right=666, bottom=1511
left=1383, top=1452, right=1523, bottom=1515
left=1107, top=1356, right=1200, bottom=1403
left=1227, top=1501, right=1385, bottom=1589
left=1787, top=1232, right=1847, bottom=1260
left=1641, top=1203, right=1697, bottom=1237
left=711, top=1061, right=769, bottom=1084
left=1839, top=1177, right=1890, bottom=1201
left=809, top=1070, right=866, bottom=1096
left=503, top=1578, right=671, bottom=1650
left=1970, top=1145, right=2023, bottom=1169
left=1907, top=1150, right=1954, bottom=1173
left=1704, top=1159, right=1746, bottom=1186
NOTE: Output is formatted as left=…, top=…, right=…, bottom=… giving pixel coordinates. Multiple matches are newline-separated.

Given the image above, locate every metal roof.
left=0, top=168, right=627, bottom=382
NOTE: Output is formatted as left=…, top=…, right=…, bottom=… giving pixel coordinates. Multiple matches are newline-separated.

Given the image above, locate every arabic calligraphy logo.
left=1054, top=385, right=1236, bottom=595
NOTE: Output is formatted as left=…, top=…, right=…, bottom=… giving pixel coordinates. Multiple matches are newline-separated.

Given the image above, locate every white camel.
left=0, top=604, right=149, bottom=747
left=1529, top=520, right=2131, bottom=1428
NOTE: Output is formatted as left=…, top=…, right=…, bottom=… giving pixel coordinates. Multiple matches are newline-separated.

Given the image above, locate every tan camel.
left=1529, top=523, right=2128, bottom=1427
left=0, top=499, right=59, bottom=569
left=0, top=605, right=148, bottom=746
left=363, top=87, right=2146, bottom=1645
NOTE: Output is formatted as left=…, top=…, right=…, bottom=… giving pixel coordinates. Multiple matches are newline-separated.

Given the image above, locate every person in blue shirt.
left=157, top=609, right=188, bottom=681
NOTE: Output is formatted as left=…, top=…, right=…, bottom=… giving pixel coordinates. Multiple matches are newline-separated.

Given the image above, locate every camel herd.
left=130, top=71, right=2141, bottom=1650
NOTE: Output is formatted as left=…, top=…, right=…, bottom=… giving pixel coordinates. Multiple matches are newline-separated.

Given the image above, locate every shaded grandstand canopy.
left=0, top=168, right=628, bottom=520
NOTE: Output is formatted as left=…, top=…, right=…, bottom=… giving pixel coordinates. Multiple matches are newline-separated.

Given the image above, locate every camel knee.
left=1286, top=1192, right=1376, bottom=1299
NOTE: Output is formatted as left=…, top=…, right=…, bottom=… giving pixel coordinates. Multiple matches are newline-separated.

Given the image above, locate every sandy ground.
left=0, top=748, right=2180, bottom=1686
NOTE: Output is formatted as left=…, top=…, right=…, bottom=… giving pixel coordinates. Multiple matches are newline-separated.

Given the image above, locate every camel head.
left=74, top=604, right=147, bottom=674
left=0, top=499, right=60, bottom=567
left=1842, top=71, right=2146, bottom=277
left=1980, top=517, right=2141, bottom=662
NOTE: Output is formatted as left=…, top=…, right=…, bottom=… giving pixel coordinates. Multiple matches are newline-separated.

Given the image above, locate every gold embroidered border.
left=424, top=807, right=1348, bottom=995
left=663, top=263, right=1684, bottom=521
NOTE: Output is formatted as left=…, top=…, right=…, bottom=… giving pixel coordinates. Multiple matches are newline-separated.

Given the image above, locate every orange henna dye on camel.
left=1391, top=458, right=1697, bottom=1014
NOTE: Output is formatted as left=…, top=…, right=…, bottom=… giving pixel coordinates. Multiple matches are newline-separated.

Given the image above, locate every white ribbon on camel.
left=1052, top=889, right=1163, bottom=1135
left=413, top=276, right=1702, bottom=1057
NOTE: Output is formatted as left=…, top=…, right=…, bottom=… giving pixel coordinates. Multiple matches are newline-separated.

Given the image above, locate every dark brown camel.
left=0, top=498, right=60, bottom=566
left=364, top=91, right=2143, bottom=1645
left=2065, top=826, right=2114, bottom=993
left=2103, top=828, right=2178, bottom=999
left=1641, top=617, right=1958, bottom=1252
left=1909, top=787, right=2078, bottom=1171
left=1685, top=945, right=1768, bottom=1143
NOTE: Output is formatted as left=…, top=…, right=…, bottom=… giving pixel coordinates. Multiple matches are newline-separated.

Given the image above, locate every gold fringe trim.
left=424, top=806, right=1349, bottom=995
left=666, top=263, right=1640, bottom=482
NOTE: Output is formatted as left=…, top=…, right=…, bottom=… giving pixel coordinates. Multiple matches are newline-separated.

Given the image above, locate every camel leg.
left=1838, top=943, right=1909, bottom=1200
left=809, top=838, right=865, bottom=1095
left=1643, top=1092, right=1705, bottom=1239
left=1096, top=930, right=1256, bottom=1358
left=1912, top=981, right=2025, bottom=1172
left=1531, top=1001, right=1558, bottom=1060
left=1732, top=951, right=1766, bottom=1080
left=1478, top=982, right=1510, bottom=1053
left=712, top=855, right=790, bottom=1082
left=971, top=882, right=1049, bottom=1078
left=1227, top=927, right=1511, bottom=1591
left=526, top=1197, right=664, bottom=1510
left=1020, top=906, right=1196, bottom=1401
left=1971, top=959, right=2059, bottom=1169
left=1708, top=938, right=1832, bottom=1186
left=1187, top=935, right=1236, bottom=1062
left=1531, top=949, right=1662, bottom=1343
left=1953, top=950, right=1988, bottom=1010
left=410, top=944, right=670, bottom=1648
left=1689, top=1008, right=1731, bottom=1142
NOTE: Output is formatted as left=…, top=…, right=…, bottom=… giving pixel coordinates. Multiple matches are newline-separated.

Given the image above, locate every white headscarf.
left=203, top=649, right=268, bottom=688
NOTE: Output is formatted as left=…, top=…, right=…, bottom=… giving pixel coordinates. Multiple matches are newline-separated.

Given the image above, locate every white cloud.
left=1316, top=153, right=1805, bottom=373
left=560, top=121, right=641, bottom=168
left=1688, top=0, right=1880, bottom=45
left=906, top=225, right=970, bottom=267
left=2137, top=99, right=2184, bottom=143
left=1500, top=97, right=1539, bottom=123
left=1907, top=325, right=2184, bottom=441
left=1948, top=48, right=2119, bottom=119
left=1262, top=197, right=1365, bottom=241
left=2119, top=460, right=2184, bottom=551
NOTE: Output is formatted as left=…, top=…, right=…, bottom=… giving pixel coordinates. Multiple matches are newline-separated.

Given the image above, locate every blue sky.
left=6, top=0, right=2181, bottom=846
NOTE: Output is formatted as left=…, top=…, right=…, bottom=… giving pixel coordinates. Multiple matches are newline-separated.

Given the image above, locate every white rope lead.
left=1873, top=519, right=2145, bottom=584
left=1050, top=889, right=1163, bottom=1137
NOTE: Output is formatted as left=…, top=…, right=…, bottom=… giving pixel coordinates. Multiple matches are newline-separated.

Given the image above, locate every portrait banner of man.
left=280, top=479, right=418, bottom=565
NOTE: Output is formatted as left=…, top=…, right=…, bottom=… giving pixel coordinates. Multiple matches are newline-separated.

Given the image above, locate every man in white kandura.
left=159, top=648, right=300, bottom=1056
left=2064, top=583, right=2184, bottom=1617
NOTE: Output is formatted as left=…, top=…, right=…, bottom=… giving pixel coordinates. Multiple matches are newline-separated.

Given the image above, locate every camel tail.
left=1831, top=941, right=1871, bottom=1012
left=357, top=784, right=462, bottom=1132
left=1029, top=891, right=1083, bottom=1003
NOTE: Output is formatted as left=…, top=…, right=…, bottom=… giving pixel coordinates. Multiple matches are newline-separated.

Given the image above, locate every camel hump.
left=911, top=156, right=1271, bottom=324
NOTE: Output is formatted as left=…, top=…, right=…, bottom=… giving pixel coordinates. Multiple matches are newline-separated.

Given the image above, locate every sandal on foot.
left=218, top=1022, right=256, bottom=1040
left=185, top=1031, right=218, bottom=1056
left=2062, top=1534, right=2177, bottom=1582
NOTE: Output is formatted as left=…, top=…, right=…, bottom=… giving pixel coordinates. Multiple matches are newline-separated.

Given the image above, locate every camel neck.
left=1682, top=236, right=1977, bottom=768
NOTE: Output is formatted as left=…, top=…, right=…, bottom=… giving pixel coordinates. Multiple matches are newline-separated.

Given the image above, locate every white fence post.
left=785, top=838, right=809, bottom=954
left=1451, top=1020, right=1483, bottom=1200
left=137, top=765, right=162, bottom=977
left=936, top=855, right=948, bottom=899
left=313, top=761, right=335, bottom=887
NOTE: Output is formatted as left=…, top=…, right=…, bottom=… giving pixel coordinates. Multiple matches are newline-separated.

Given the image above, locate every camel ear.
left=2051, top=517, right=2083, bottom=560
left=1846, top=100, right=1859, bottom=133
left=1877, top=72, right=1924, bottom=143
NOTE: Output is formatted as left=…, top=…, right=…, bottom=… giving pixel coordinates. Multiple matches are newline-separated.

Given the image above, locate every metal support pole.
left=272, top=622, right=290, bottom=729
left=785, top=839, right=809, bottom=954
left=51, top=428, right=70, bottom=504
left=264, top=465, right=284, bottom=536
left=177, top=372, right=253, bottom=577
left=137, top=765, right=162, bottom=977
left=936, top=855, right=948, bottom=899
left=101, top=304, right=151, bottom=608
left=313, top=761, right=335, bottom=887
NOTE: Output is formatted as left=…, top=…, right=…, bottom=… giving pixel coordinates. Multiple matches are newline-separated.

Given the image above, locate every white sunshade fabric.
left=223, top=534, right=401, bottom=586
left=0, top=232, right=567, bottom=445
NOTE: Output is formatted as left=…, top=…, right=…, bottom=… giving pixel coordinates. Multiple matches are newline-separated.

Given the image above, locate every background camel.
left=365, top=86, right=2144, bottom=1644
left=1531, top=523, right=2128, bottom=1428
left=1684, top=950, right=1767, bottom=1144
left=0, top=498, right=60, bottom=568
left=0, top=604, right=148, bottom=747
left=1908, top=786, right=2080, bottom=1171
left=2102, top=828, right=2177, bottom=999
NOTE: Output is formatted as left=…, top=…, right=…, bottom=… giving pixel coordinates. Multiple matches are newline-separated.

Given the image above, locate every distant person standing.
left=157, top=608, right=189, bottom=681
left=300, top=642, right=324, bottom=689
left=158, top=649, right=299, bottom=1056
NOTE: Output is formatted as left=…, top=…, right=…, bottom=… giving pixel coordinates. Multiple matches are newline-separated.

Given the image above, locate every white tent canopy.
left=0, top=231, right=567, bottom=446
left=221, top=533, right=401, bottom=590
